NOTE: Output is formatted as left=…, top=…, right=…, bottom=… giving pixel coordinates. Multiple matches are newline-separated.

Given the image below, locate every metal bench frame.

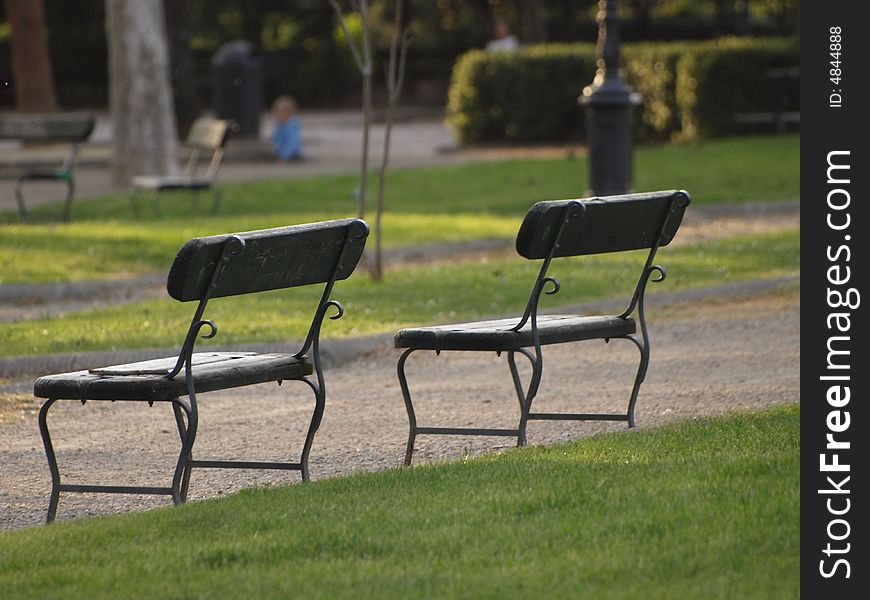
left=35, top=219, right=368, bottom=522
left=0, top=113, right=95, bottom=222
left=396, top=191, right=691, bottom=465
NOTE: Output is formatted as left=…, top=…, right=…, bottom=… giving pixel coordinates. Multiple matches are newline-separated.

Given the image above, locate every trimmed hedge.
left=447, top=37, right=798, bottom=143
left=447, top=44, right=597, bottom=144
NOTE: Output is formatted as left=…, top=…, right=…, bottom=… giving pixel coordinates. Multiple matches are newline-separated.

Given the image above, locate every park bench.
left=130, top=117, right=231, bottom=215
left=34, top=218, right=369, bottom=522
left=0, top=112, right=95, bottom=221
left=394, top=190, right=690, bottom=465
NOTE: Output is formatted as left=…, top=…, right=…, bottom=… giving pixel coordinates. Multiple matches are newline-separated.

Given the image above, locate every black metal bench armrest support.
left=619, top=194, right=686, bottom=319
left=504, top=201, right=584, bottom=438
left=166, top=235, right=246, bottom=380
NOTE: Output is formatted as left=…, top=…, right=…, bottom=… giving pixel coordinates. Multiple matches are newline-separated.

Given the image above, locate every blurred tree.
left=518, top=0, right=546, bottom=42
left=106, top=0, right=179, bottom=187
left=164, top=0, right=198, bottom=136
left=0, top=1, right=800, bottom=111
left=4, top=0, right=58, bottom=112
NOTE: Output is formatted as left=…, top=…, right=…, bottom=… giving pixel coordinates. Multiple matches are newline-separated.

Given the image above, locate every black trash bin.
left=212, top=41, right=262, bottom=138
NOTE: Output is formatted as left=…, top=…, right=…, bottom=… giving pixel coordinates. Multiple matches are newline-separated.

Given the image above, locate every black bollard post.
left=579, top=0, right=641, bottom=196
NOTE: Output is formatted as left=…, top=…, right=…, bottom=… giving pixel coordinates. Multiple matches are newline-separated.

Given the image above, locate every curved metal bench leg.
left=62, top=178, right=75, bottom=222
left=622, top=336, right=649, bottom=428
left=14, top=178, right=28, bottom=221
left=298, top=377, right=326, bottom=482
left=508, top=348, right=537, bottom=446
left=38, top=398, right=61, bottom=523
left=170, top=399, right=196, bottom=505
left=172, top=401, right=193, bottom=501
left=397, top=349, right=418, bottom=466
left=517, top=348, right=544, bottom=446
left=507, top=351, right=526, bottom=412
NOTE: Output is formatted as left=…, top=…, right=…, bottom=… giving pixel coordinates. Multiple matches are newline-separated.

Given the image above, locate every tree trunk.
left=4, top=0, right=59, bottom=112
left=372, top=0, right=410, bottom=281
left=106, top=0, right=180, bottom=188
left=329, top=0, right=373, bottom=220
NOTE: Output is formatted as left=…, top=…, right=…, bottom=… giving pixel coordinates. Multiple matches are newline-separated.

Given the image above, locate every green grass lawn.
left=0, top=135, right=798, bottom=284
left=0, top=404, right=800, bottom=599
left=0, top=229, right=799, bottom=357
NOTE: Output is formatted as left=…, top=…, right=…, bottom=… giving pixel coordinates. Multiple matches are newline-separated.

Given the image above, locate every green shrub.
left=621, top=42, right=695, bottom=140
left=675, top=37, right=799, bottom=139
left=447, top=44, right=597, bottom=144
left=447, top=37, right=798, bottom=143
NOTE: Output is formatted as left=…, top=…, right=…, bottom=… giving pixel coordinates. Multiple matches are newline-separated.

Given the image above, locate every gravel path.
left=0, top=283, right=799, bottom=530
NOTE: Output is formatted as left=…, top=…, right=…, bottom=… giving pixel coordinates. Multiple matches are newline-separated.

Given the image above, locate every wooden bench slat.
left=515, top=190, right=689, bottom=259
left=167, top=219, right=369, bottom=301
left=35, top=352, right=313, bottom=401
left=0, top=113, right=95, bottom=143
left=130, top=175, right=212, bottom=191
left=394, top=315, right=636, bottom=351
left=185, top=118, right=230, bottom=150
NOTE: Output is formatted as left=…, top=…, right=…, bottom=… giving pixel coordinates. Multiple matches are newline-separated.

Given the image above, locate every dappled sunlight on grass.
left=0, top=229, right=798, bottom=357
left=1, top=135, right=798, bottom=284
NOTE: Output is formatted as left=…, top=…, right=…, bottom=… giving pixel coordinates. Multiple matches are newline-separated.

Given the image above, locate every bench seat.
left=35, top=352, right=312, bottom=401
left=395, top=315, right=635, bottom=352
left=131, top=174, right=213, bottom=191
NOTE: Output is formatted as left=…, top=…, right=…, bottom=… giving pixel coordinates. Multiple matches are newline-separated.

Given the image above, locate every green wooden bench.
left=0, top=112, right=95, bottom=221
left=394, top=190, right=691, bottom=465
left=34, top=218, right=369, bottom=522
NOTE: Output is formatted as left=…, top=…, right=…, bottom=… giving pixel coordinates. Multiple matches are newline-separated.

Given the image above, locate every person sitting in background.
left=271, top=95, right=302, bottom=161
left=486, top=17, right=519, bottom=52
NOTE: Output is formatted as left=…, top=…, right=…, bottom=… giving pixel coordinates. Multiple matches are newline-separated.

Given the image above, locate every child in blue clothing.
left=271, top=95, right=302, bottom=161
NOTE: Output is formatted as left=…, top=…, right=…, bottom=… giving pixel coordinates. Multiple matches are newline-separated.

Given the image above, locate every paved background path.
left=0, top=109, right=459, bottom=213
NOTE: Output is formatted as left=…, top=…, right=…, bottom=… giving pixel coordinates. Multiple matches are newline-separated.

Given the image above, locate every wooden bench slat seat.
left=395, top=315, right=636, bottom=352
left=34, top=218, right=369, bottom=523
left=35, top=352, right=313, bottom=401
left=395, top=190, right=690, bottom=466
left=130, top=174, right=213, bottom=191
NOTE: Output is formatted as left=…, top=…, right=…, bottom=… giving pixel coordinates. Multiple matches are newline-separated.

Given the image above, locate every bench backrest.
left=0, top=113, right=95, bottom=143
left=515, top=190, right=690, bottom=260
left=186, top=117, right=230, bottom=151
left=167, top=219, right=369, bottom=302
